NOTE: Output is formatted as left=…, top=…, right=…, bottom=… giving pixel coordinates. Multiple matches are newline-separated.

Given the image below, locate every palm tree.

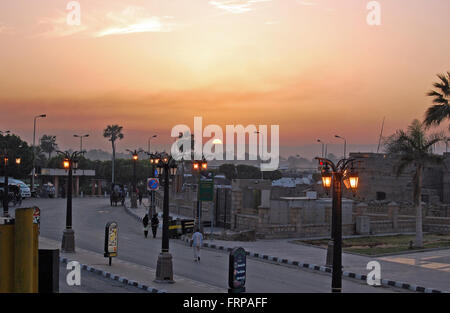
left=384, top=119, right=444, bottom=248
left=424, top=71, right=450, bottom=130
left=40, top=134, right=58, bottom=159
left=103, top=125, right=124, bottom=185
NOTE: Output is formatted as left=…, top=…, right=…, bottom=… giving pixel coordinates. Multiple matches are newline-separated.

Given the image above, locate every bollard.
left=14, top=208, right=37, bottom=293
left=0, top=221, right=15, bottom=292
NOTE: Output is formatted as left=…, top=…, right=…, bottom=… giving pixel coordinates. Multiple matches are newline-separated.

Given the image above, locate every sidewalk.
left=39, top=236, right=226, bottom=293
left=126, top=201, right=450, bottom=293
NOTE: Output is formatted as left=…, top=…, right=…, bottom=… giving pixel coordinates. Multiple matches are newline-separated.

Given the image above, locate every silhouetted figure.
left=151, top=214, right=159, bottom=238
left=143, top=214, right=149, bottom=238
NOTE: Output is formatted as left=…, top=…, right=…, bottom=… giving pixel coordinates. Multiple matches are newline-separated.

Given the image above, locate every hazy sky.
left=0, top=0, right=449, bottom=158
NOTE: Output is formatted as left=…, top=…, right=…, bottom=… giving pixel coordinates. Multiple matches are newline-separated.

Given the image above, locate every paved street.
left=22, top=197, right=405, bottom=293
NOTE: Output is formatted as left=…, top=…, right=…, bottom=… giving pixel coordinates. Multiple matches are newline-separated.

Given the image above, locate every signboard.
left=104, top=222, right=118, bottom=260
left=228, top=247, right=246, bottom=293
left=33, top=206, right=41, bottom=234
left=198, top=180, right=214, bottom=201
left=32, top=206, right=40, bottom=224
left=147, top=178, right=159, bottom=191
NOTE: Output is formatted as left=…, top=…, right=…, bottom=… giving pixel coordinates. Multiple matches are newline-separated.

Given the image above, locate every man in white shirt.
left=192, top=228, right=203, bottom=262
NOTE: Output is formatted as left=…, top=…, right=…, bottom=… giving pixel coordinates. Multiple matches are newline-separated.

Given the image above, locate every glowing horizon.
left=1, top=0, right=449, bottom=157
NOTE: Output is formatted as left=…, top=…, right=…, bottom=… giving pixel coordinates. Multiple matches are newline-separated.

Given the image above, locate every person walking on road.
left=192, top=228, right=203, bottom=262
left=142, top=213, right=149, bottom=238
left=151, top=213, right=159, bottom=238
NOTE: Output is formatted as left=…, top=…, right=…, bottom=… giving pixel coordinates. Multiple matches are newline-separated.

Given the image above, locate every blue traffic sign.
left=147, top=178, right=159, bottom=191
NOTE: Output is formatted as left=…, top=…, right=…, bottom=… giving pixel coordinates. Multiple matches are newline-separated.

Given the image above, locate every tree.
left=219, top=164, right=237, bottom=180
left=103, top=125, right=124, bottom=185
left=384, top=119, right=444, bottom=248
left=0, top=133, right=33, bottom=180
left=424, top=71, right=450, bottom=130
left=40, top=134, right=58, bottom=159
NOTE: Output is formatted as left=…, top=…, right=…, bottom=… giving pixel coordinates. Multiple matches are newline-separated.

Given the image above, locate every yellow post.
left=14, top=208, right=35, bottom=293
left=32, top=223, right=39, bottom=292
left=0, top=223, right=15, bottom=293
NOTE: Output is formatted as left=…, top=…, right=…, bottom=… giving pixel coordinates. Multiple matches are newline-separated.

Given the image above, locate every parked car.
left=40, top=183, right=56, bottom=198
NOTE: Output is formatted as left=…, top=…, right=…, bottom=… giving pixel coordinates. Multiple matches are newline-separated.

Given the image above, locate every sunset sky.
left=1, top=0, right=449, bottom=158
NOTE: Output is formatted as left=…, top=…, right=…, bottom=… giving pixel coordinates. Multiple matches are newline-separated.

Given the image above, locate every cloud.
left=0, top=23, right=14, bottom=35
left=296, top=1, right=319, bottom=6
left=95, top=7, right=175, bottom=37
left=35, top=6, right=176, bottom=38
left=36, top=14, right=88, bottom=38
left=209, top=0, right=271, bottom=14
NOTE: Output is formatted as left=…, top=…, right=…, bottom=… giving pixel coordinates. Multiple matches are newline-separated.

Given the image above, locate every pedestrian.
left=192, top=228, right=203, bottom=262
left=142, top=214, right=149, bottom=238
left=151, top=213, right=159, bottom=238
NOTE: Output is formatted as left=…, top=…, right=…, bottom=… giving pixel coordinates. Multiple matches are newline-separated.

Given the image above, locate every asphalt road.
left=22, top=197, right=403, bottom=293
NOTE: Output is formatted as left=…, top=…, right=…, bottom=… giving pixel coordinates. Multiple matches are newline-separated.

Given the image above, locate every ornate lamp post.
left=150, top=152, right=177, bottom=283
left=192, top=158, right=208, bottom=233
left=1, top=150, right=21, bottom=217
left=316, top=156, right=359, bottom=293
left=57, top=150, right=82, bottom=253
left=126, top=149, right=142, bottom=209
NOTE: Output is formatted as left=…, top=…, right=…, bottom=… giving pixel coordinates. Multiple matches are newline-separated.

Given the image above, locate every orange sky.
left=0, top=0, right=449, bottom=157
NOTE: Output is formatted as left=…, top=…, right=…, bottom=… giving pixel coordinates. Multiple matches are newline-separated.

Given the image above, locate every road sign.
left=228, top=247, right=246, bottom=293
left=104, top=221, right=118, bottom=265
left=198, top=180, right=214, bottom=201
left=147, top=178, right=159, bottom=191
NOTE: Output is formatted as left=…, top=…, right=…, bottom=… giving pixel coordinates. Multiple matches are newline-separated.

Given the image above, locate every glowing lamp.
left=193, top=162, right=199, bottom=170
left=321, top=174, right=332, bottom=189
left=15, top=157, right=21, bottom=165
left=63, top=159, right=70, bottom=169
left=201, top=162, right=208, bottom=170
left=132, top=154, right=138, bottom=161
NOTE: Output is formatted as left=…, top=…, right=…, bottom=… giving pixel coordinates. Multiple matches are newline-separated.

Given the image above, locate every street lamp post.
left=150, top=153, right=177, bottom=283
left=192, top=159, right=208, bottom=233
left=32, top=114, right=46, bottom=194
left=317, top=139, right=326, bottom=158
left=335, top=135, right=347, bottom=159
left=316, top=156, right=359, bottom=293
left=57, top=150, right=82, bottom=253
left=126, top=149, right=142, bottom=209
left=148, top=135, right=157, bottom=154
left=74, top=134, right=89, bottom=153
left=146, top=151, right=159, bottom=217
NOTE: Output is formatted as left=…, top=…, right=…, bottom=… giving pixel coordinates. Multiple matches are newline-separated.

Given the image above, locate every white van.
left=0, top=177, right=31, bottom=198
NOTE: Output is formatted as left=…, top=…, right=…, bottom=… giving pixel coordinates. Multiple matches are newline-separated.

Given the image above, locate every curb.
left=124, top=203, right=144, bottom=222
left=60, top=257, right=166, bottom=293
left=179, top=235, right=446, bottom=294
left=124, top=202, right=447, bottom=294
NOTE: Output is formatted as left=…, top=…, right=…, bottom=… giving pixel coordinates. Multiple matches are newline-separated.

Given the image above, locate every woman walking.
left=142, top=214, right=149, bottom=238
